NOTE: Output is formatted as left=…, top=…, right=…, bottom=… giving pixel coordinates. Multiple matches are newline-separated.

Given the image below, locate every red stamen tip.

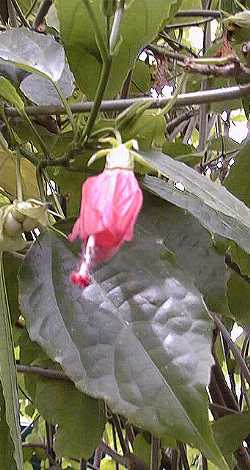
left=70, top=271, right=91, bottom=288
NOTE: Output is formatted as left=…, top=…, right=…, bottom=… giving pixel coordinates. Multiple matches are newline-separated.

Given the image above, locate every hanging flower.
left=68, top=137, right=143, bottom=288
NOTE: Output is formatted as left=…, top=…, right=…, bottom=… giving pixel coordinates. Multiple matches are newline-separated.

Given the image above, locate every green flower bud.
left=0, top=205, right=26, bottom=252
left=0, top=199, right=48, bottom=252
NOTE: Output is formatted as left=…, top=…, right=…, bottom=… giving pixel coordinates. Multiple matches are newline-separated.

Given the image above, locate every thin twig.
left=33, top=0, right=52, bottom=29
left=101, top=442, right=127, bottom=466
left=17, top=364, right=71, bottom=382
left=175, top=9, right=221, bottom=18
left=5, top=82, right=250, bottom=117
left=165, top=17, right=214, bottom=31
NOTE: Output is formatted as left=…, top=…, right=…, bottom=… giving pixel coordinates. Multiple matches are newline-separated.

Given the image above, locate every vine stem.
left=79, top=0, right=113, bottom=143
left=80, top=57, right=112, bottom=143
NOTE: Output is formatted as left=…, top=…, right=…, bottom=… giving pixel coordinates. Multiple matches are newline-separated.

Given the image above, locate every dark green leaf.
left=0, top=254, right=23, bottom=469
left=19, top=225, right=227, bottom=468
left=140, top=193, right=229, bottom=316
left=141, top=151, right=250, bottom=255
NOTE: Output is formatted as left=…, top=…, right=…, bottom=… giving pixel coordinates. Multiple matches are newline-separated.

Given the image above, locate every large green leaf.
left=0, top=254, right=23, bottom=469
left=19, top=225, right=227, bottom=468
left=141, top=151, right=250, bottom=255
left=55, top=0, right=178, bottom=99
left=0, top=384, right=18, bottom=470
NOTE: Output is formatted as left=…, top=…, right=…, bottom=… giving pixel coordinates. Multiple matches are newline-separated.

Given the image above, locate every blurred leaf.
left=140, top=150, right=250, bottom=255
left=212, top=412, right=250, bottom=457
left=55, top=0, right=178, bottom=99
left=0, top=254, right=23, bottom=469
left=19, top=220, right=227, bottom=468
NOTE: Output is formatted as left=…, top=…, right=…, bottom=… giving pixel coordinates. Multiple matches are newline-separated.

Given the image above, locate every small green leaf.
left=0, top=76, right=24, bottom=112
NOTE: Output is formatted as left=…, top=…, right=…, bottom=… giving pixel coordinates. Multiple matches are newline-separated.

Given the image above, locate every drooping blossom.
left=68, top=141, right=143, bottom=288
